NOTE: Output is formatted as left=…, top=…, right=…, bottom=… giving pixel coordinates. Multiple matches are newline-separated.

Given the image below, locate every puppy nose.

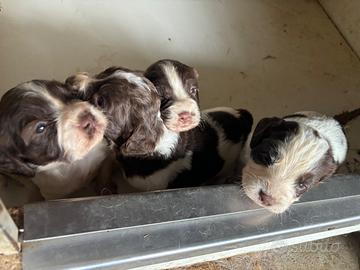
left=79, top=111, right=97, bottom=134
left=259, top=190, right=274, bottom=206
left=178, top=111, right=192, bottom=123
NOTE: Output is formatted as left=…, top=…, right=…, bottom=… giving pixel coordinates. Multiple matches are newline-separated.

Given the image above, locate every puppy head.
left=144, top=59, right=200, bottom=133
left=242, top=117, right=338, bottom=213
left=0, top=80, right=107, bottom=177
left=67, top=67, right=164, bottom=157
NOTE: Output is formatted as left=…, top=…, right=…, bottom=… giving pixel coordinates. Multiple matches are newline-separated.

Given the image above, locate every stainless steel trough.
left=22, top=174, right=360, bottom=270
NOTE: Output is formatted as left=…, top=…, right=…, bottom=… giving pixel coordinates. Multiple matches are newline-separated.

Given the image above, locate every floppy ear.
left=250, top=117, right=283, bottom=149
left=120, top=121, right=162, bottom=156
left=120, top=95, right=163, bottom=157
left=192, top=67, right=199, bottom=78
left=0, top=149, right=36, bottom=177
left=313, top=150, right=338, bottom=183
left=65, top=72, right=93, bottom=93
left=250, top=117, right=299, bottom=166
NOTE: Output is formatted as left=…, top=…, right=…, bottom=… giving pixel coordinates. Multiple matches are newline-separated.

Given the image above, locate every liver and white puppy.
left=242, top=110, right=360, bottom=213
left=0, top=80, right=108, bottom=200
left=66, top=66, right=168, bottom=192
left=66, top=66, right=164, bottom=157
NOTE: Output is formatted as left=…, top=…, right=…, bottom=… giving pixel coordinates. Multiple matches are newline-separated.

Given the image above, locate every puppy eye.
left=298, top=182, right=306, bottom=189
left=296, top=181, right=308, bottom=197
left=35, top=122, right=47, bottom=134
left=189, top=86, right=198, bottom=95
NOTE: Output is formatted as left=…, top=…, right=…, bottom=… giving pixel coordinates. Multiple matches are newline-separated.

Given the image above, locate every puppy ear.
left=250, top=117, right=299, bottom=166
left=250, top=117, right=283, bottom=149
left=65, top=72, right=92, bottom=92
left=192, top=68, right=199, bottom=78
left=314, top=151, right=338, bottom=183
left=120, top=123, right=160, bottom=156
left=0, top=150, right=36, bottom=177
left=120, top=95, right=163, bottom=157
left=251, top=139, right=280, bottom=166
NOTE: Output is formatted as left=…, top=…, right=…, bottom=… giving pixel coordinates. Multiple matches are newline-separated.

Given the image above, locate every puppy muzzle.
left=164, top=99, right=200, bottom=132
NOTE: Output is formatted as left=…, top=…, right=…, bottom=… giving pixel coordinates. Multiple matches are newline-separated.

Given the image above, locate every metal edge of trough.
left=22, top=174, right=360, bottom=270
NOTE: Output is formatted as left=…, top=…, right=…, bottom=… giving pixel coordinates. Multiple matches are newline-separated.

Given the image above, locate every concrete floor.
left=171, top=235, right=360, bottom=270
left=0, top=0, right=359, bottom=269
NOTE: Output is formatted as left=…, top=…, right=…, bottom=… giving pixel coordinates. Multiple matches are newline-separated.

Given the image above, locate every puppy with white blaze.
left=0, top=80, right=108, bottom=200
left=242, top=109, right=360, bottom=214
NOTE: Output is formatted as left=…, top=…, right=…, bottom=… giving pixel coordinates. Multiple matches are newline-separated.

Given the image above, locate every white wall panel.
left=0, top=0, right=359, bottom=120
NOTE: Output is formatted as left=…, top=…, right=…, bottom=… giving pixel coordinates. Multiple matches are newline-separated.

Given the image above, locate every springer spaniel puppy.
left=141, top=59, right=253, bottom=189
left=68, top=60, right=253, bottom=191
left=242, top=109, right=360, bottom=214
left=0, top=80, right=108, bottom=200
left=66, top=66, right=164, bottom=157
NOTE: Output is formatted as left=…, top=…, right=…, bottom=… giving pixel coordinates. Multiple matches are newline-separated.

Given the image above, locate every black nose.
left=259, top=190, right=274, bottom=206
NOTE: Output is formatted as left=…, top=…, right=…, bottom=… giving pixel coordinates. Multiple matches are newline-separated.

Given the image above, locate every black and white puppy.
left=144, top=60, right=201, bottom=133
left=0, top=80, right=108, bottom=200
left=139, top=60, right=253, bottom=190
left=242, top=110, right=359, bottom=213
left=74, top=60, right=252, bottom=191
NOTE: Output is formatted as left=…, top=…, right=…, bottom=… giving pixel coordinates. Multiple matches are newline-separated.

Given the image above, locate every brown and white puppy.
left=0, top=80, right=108, bottom=200
left=242, top=110, right=359, bottom=213
left=66, top=66, right=164, bottom=157
left=66, top=65, right=179, bottom=191
left=67, top=66, right=173, bottom=193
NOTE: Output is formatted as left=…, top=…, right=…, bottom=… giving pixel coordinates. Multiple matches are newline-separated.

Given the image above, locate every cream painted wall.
left=320, top=0, right=360, bottom=59
left=1, top=0, right=360, bottom=208
left=0, top=0, right=359, bottom=121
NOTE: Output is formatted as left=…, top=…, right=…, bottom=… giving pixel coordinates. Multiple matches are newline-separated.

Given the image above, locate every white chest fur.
left=122, top=107, right=248, bottom=191
left=33, top=141, right=110, bottom=199
left=122, top=151, right=193, bottom=192
left=286, top=111, right=347, bottom=164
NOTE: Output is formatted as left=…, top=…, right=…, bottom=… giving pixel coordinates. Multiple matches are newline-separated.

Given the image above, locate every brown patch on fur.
left=66, top=67, right=164, bottom=157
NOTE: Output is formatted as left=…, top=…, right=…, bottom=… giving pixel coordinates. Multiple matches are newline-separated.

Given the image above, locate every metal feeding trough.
left=20, top=174, right=360, bottom=270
